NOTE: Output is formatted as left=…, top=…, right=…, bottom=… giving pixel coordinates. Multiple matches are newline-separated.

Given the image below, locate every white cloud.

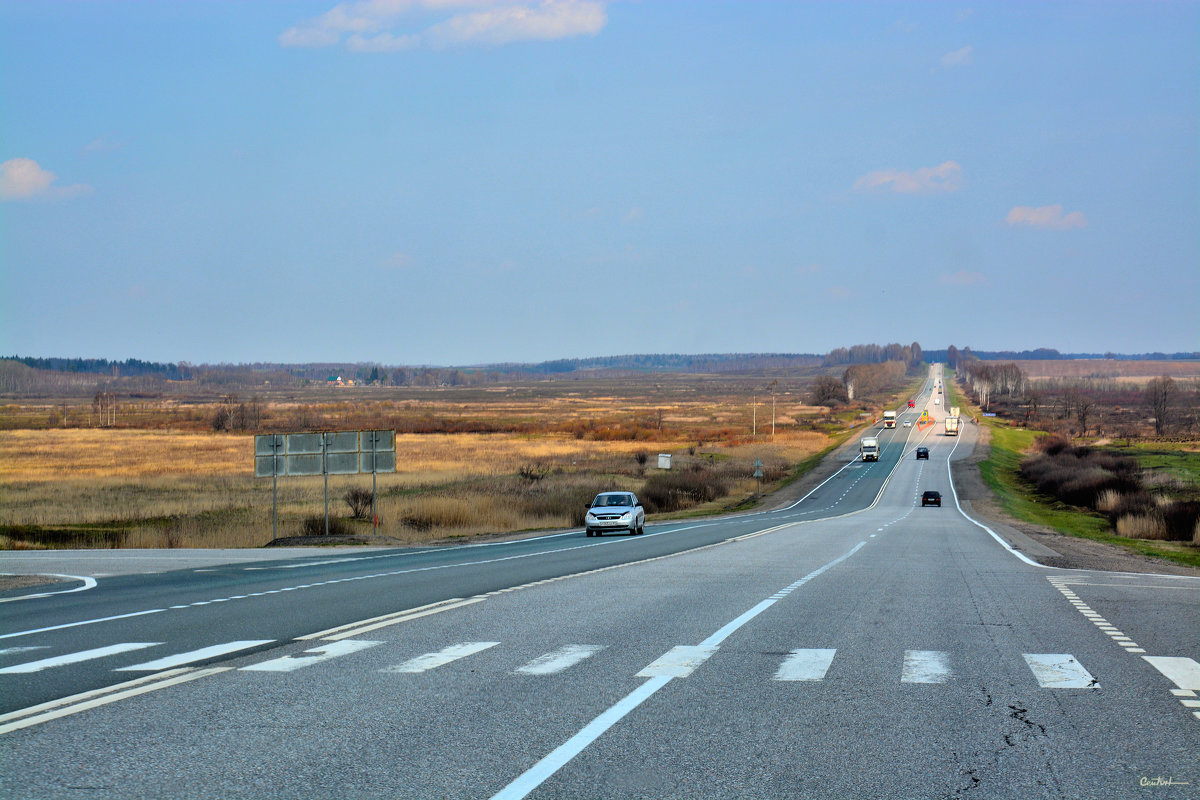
left=282, top=0, right=606, bottom=52
left=854, top=161, right=962, bottom=195
left=940, top=270, right=985, bottom=287
left=1005, top=204, right=1088, bottom=230
left=940, top=45, right=973, bottom=67
left=0, top=158, right=91, bottom=201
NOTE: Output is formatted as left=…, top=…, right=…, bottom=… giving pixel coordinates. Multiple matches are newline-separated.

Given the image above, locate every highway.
left=2, top=365, right=1197, bottom=799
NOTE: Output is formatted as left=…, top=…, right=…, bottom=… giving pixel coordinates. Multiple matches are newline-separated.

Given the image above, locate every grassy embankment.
left=957, top=377, right=1200, bottom=570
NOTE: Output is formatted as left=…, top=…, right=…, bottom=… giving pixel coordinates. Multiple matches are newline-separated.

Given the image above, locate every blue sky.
left=2, top=1, right=1196, bottom=365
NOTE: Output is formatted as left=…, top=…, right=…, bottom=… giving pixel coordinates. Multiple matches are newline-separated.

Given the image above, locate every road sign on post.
left=254, top=430, right=396, bottom=538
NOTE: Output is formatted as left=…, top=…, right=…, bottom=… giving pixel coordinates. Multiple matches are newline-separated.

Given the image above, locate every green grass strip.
left=978, top=424, right=1200, bottom=569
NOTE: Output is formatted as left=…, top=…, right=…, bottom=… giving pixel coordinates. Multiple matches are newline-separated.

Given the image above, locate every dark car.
left=922, top=491, right=942, bottom=507
left=916, top=447, right=929, bottom=459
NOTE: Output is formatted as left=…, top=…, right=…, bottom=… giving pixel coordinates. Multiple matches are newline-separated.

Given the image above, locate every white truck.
left=882, top=410, right=896, bottom=429
left=860, top=436, right=880, bottom=462
left=944, top=416, right=960, bottom=436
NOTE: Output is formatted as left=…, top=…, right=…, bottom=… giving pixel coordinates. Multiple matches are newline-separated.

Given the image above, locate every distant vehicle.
left=945, top=416, right=960, bottom=436
left=922, top=491, right=942, bottom=507
left=883, top=410, right=896, bottom=429
left=860, top=437, right=880, bottom=462
left=908, top=400, right=916, bottom=408
left=916, top=447, right=929, bottom=459
left=903, top=420, right=912, bottom=427
left=934, top=398, right=940, bottom=405
left=585, top=492, right=645, bottom=536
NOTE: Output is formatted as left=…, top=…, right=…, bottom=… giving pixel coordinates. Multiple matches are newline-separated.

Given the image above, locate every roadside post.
left=255, top=430, right=395, bottom=538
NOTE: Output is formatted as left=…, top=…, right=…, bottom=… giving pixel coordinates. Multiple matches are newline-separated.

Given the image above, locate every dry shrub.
left=1162, top=500, right=1200, bottom=542
left=1115, top=513, right=1168, bottom=540
left=300, top=515, right=351, bottom=536
left=641, top=469, right=728, bottom=513
left=1019, top=443, right=1140, bottom=508
left=1095, top=490, right=1123, bottom=513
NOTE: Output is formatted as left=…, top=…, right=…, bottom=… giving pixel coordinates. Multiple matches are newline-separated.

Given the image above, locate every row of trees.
left=809, top=360, right=911, bottom=406
left=824, top=342, right=923, bottom=368
left=956, top=360, right=1195, bottom=437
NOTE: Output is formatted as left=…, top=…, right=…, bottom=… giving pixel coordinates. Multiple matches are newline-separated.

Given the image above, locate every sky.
left=1, top=1, right=1197, bottom=366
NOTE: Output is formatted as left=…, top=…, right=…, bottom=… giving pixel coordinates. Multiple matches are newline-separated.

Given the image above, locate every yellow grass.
left=0, top=428, right=830, bottom=548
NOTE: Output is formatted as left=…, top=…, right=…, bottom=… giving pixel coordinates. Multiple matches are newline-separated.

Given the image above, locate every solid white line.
left=1143, top=656, right=1200, bottom=691
left=115, top=640, right=274, bottom=671
left=0, top=574, right=97, bottom=603
left=241, top=640, right=382, bottom=672
left=384, top=641, right=499, bottom=674
left=322, top=598, right=486, bottom=641
left=1023, top=653, right=1099, bottom=689
left=901, top=650, right=951, bottom=684
left=0, top=668, right=229, bottom=735
left=944, top=429, right=1043, bottom=568
left=298, top=597, right=470, bottom=640
left=774, top=649, right=837, bottom=682
left=0, top=642, right=161, bottom=674
left=487, top=539, right=869, bottom=800
left=515, top=645, right=605, bottom=676
left=636, top=645, right=717, bottom=678
left=490, top=675, right=672, bottom=800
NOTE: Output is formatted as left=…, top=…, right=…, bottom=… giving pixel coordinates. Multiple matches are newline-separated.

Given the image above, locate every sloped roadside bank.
left=952, top=424, right=1200, bottom=577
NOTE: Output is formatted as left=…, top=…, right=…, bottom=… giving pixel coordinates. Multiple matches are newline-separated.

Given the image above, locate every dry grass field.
left=0, top=426, right=831, bottom=549
left=0, top=363, right=926, bottom=549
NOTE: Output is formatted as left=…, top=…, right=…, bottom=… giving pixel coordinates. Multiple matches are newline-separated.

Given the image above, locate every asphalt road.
left=3, top=366, right=1197, bottom=799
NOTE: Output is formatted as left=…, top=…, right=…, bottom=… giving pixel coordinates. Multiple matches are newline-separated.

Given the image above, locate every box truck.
left=883, top=410, right=896, bottom=429
left=860, top=437, right=880, bottom=461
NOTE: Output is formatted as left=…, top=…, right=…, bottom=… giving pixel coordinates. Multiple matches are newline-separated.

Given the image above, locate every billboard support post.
left=255, top=430, right=395, bottom=539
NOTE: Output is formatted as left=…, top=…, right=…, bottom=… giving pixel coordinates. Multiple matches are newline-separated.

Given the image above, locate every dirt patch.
left=953, top=425, right=1200, bottom=577
left=0, top=573, right=70, bottom=593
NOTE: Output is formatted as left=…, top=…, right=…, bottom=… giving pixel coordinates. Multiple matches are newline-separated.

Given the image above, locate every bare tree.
left=810, top=375, right=847, bottom=406
left=1145, top=376, right=1177, bottom=435
left=1075, top=395, right=1095, bottom=437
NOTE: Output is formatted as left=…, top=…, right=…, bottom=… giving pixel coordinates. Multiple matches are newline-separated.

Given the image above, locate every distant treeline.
left=925, top=347, right=1199, bottom=363
left=823, top=343, right=924, bottom=367
left=497, top=353, right=822, bottom=374
left=7, top=356, right=191, bottom=379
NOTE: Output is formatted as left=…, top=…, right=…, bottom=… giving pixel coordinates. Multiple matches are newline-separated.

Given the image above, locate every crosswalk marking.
left=902, top=650, right=951, bottom=684
left=515, top=645, right=605, bottom=675
left=384, top=642, right=500, bottom=674
left=637, top=645, right=717, bottom=678
left=115, top=640, right=274, bottom=672
left=0, top=643, right=162, bottom=674
left=240, top=640, right=382, bottom=672
left=0, top=646, right=49, bottom=658
left=1143, top=656, right=1200, bottom=692
left=1023, top=653, right=1099, bottom=689
left=774, top=648, right=837, bottom=682
left=0, top=637, right=1117, bottom=696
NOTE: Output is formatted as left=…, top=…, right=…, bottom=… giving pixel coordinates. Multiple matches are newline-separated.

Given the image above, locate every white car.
left=903, top=420, right=912, bottom=427
left=585, top=492, right=645, bottom=536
